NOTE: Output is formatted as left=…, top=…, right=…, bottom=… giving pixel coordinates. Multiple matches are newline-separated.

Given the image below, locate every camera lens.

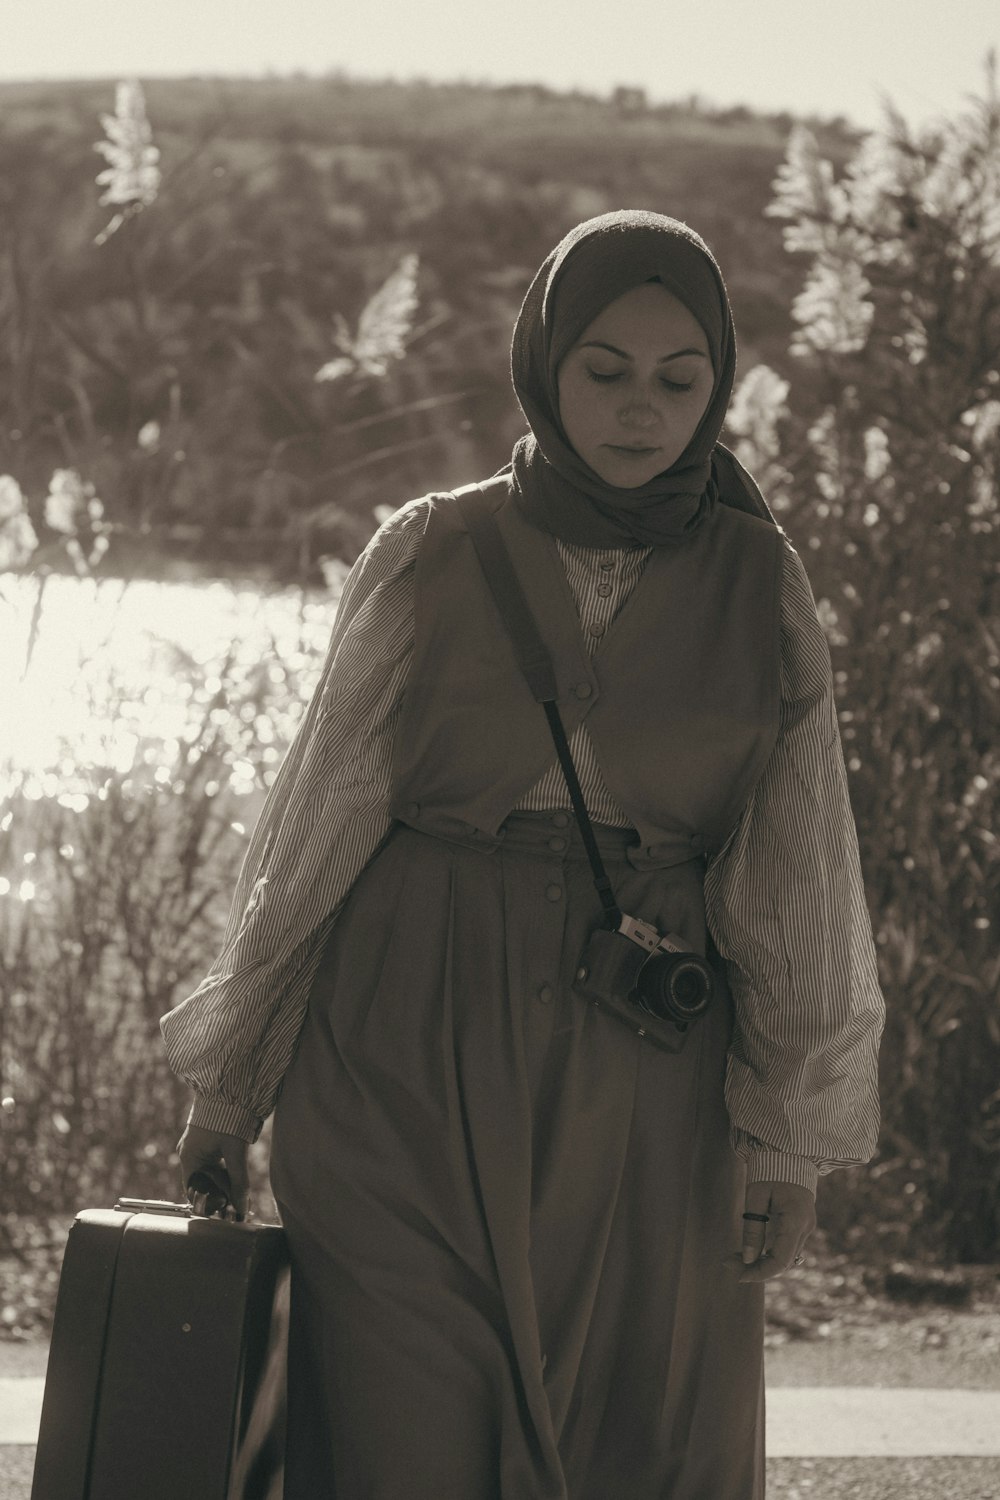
left=672, top=969, right=705, bottom=1009
left=633, top=953, right=713, bottom=1024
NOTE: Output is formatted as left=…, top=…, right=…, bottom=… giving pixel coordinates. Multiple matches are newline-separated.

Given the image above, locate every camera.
left=573, top=914, right=714, bottom=1054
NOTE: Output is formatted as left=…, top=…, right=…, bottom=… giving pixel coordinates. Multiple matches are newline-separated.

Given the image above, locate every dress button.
left=548, top=836, right=567, bottom=852
left=545, top=883, right=563, bottom=902
left=552, top=811, right=570, bottom=828
left=597, top=583, right=612, bottom=597
left=574, top=681, right=593, bottom=699
left=537, top=983, right=553, bottom=1004
left=588, top=622, right=605, bottom=637
left=599, top=560, right=614, bottom=572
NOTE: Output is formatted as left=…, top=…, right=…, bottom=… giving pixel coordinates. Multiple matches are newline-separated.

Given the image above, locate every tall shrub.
left=727, top=63, right=1000, bottom=1260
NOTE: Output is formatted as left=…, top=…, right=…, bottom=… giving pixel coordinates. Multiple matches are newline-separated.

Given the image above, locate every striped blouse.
left=160, top=495, right=886, bottom=1195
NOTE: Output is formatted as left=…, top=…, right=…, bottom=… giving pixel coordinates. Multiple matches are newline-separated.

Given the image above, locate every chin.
left=592, top=455, right=665, bottom=489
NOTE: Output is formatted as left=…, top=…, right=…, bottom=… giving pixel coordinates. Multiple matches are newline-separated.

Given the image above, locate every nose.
left=618, top=398, right=659, bottom=431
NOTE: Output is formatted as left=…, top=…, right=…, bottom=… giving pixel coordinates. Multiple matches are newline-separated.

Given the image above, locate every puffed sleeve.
left=703, top=534, right=886, bottom=1195
left=159, top=497, right=432, bottom=1142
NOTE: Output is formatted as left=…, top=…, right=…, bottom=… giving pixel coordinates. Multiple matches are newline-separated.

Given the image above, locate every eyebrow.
left=579, top=340, right=709, bottom=362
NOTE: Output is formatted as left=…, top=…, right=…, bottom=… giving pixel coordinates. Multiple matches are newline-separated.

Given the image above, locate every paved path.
left=0, top=1381, right=43, bottom=1446
left=767, top=1388, right=1000, bottom=1456
left=4, top=1378, right=1000, bottom=1456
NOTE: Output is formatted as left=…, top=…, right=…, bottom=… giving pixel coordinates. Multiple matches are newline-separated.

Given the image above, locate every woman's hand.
left=722, top=1181, right=817, bottom=1282
left=176, top=1123, right=251, bottom=1221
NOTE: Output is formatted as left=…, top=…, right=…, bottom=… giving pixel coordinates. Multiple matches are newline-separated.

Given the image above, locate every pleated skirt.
left=269, top=811, right=765, bottom=1500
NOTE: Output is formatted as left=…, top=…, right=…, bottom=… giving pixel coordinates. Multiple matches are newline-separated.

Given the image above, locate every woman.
left=165, top=210, right=885, bottom=1499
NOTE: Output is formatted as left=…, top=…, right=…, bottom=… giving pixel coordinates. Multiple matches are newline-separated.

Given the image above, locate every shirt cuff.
left=188, top=1095, right=263, bottom=1144
left=743, top=1150, right=819, bottom=1195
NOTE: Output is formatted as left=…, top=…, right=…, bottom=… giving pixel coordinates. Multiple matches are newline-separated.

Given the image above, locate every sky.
left=5, top=0, right=998, bottom=132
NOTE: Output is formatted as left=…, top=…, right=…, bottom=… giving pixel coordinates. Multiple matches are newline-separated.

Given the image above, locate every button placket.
left=525, top=852, right=569, bottom=1047
left=522, top=802, right=578, bottom=1048
left=587, top=553, right=619, bottom=641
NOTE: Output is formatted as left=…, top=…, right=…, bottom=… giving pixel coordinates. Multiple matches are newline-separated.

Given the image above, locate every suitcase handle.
left=114, top=1197, right=194, bottom=1217
left=113, top=1197, right=240, bottom=1220
left=115, top=1171, right=237, bottom=1220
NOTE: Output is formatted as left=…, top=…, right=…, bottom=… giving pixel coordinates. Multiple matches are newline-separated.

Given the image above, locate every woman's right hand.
left=177, top=1122, right=251, bottom=1220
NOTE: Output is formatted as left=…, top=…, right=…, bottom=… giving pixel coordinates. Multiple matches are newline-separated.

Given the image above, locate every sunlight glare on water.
left=0, top=574, right=336, bottom=794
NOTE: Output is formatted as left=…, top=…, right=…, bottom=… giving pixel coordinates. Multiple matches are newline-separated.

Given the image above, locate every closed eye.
left=586, top=369, right=695, bottom=393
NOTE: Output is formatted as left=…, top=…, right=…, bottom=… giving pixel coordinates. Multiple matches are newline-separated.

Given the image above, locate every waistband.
left=495, top=809, right=639, bottom=860
left=392, top=805, right=705, bottom=869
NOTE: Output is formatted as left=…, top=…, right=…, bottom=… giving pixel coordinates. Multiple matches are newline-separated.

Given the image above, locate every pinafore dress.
left=269, top=800, right=765, bottom=1499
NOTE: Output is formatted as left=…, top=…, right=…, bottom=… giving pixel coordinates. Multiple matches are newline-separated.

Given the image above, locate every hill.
left=0, top=74, right=860, bottom=577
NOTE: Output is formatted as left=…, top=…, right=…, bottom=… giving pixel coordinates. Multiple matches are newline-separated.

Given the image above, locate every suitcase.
left=31, top=1196, right=289, bottom=1500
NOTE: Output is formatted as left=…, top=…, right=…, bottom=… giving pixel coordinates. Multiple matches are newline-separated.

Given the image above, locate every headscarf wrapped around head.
left=503, top=209, right=776, bottom=546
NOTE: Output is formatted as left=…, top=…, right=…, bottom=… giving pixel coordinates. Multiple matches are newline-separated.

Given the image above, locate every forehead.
left=577, top=283, right=709, bottom=351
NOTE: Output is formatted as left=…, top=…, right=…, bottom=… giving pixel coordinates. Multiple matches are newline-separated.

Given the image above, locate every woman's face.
left=556, top=282, right=715, bottom=489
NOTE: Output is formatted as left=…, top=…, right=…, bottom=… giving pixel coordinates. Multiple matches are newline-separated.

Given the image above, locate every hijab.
left=499, top=209, right=776, bottom=546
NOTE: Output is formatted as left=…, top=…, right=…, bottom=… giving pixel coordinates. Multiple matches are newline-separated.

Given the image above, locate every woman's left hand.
left=722, top=1181, right=817, bottom=1282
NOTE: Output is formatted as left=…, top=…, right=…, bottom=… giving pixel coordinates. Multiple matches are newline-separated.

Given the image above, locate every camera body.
left=573, top=914, right=714, bottom=1054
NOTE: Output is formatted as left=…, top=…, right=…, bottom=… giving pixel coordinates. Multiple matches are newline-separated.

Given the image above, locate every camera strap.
left=458, top=494, right=623, bottom=930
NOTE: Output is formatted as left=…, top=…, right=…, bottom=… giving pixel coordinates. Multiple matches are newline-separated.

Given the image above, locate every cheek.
left=669, top=385, right=713, bottom=447
left=682, top=393, right=711, bottom=436
left=557, top=373, right=601, bottom=443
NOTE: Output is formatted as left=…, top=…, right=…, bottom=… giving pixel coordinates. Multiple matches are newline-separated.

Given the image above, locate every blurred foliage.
left=731, top=63, right=1000, bottom=1262
left=0, top=74, right=856, bottom=582
left=0, top=570, right=336, bottom=1227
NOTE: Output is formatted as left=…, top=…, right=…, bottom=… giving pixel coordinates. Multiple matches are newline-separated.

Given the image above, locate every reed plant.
left=727, top=65, right=1000, bottom=1262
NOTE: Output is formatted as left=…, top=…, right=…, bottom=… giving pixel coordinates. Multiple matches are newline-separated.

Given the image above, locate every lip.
left=605, top=444, right=661, bottom=456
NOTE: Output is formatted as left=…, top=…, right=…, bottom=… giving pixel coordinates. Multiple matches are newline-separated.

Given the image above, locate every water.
left=0, top=573, right=338, bottom=794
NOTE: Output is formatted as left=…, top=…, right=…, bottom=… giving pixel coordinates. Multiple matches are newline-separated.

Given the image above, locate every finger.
left=182, top=1163, right=225, bottom=1207
left=740, top=1184, right=773, bottom=1266
left=180, top=1152, right=211, bottom=1207
left=738, top=1220, right=799, bottom=1282
left=185, top=1157, right=250, bottom=1220
left=720, top=1186, right=773, bottom=1275
left=741, top=1220, right=767, bottom=1266
left=186, top=1168, right=231, bottom=1217
left=792, top=1235, right=811, bottom=1267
